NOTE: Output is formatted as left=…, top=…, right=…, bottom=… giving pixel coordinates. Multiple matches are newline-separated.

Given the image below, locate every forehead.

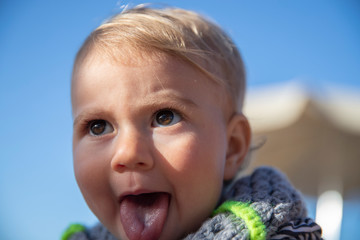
left=71, top=49, right=231, bottom=118
left=73, top=48, right=218, bottom=93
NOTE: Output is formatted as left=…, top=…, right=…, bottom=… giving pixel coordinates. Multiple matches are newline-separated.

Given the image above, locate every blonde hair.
left=74, top=5, right=246, bottom=111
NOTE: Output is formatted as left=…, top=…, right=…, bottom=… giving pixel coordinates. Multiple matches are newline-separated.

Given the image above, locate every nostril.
left=113, top=163, right=126, bottom=171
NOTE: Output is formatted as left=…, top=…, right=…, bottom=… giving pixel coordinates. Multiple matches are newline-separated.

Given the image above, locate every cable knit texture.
left=65, top=167, right=321, bottom=240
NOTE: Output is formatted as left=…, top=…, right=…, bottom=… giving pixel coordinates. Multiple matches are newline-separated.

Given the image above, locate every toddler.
left=64, top=5, right=322, bottom=240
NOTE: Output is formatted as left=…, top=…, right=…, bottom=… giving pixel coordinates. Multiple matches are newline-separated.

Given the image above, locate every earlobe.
left=224, top=113, right=251, bottom=180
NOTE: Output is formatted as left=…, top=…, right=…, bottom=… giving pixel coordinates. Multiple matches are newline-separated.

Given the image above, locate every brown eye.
left=89, top=120, right=113, bottom=136
left=153, top=109, right=181, bottom=127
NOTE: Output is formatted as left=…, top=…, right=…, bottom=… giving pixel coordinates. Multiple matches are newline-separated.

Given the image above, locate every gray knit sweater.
left=65, top=167, right=322, bottom=240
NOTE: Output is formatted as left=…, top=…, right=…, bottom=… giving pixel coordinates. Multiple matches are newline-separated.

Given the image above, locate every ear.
left=224, top=113, right=251, bottom=180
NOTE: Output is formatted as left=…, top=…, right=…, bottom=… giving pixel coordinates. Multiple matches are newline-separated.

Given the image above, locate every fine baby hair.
left=73, top=5, right=246, bottom=112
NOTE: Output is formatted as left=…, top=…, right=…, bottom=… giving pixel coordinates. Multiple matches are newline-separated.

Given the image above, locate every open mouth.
left=119, top=192, right=171, bottom=240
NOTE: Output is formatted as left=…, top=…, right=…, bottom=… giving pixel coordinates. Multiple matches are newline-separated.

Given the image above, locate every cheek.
left=157, top=132, right=226, bottom=232
left=154, top=127, right=227, bottom=200
left=73, top=143, right=99, bottom=193
left=154, top=125, right=227, bottom=170
left=73, top=142, right=115, bottom=217
left=73, top=140, right=111, bottom=184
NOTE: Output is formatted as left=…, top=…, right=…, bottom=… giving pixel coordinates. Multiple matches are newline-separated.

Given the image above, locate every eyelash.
left=152, top=107, right=184, bottom=119
left=79, top=107, right=185, bottom=135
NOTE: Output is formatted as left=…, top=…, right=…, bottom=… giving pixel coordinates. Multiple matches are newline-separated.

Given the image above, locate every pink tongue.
left=120, top=192, right=170, bottom=240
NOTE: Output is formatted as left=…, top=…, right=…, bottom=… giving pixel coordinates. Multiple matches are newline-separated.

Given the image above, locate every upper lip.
left=118, top=189, right=168, bottom=203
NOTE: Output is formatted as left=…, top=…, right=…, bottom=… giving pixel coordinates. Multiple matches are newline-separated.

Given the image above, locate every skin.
left=72, top=51, right=251, bottom=240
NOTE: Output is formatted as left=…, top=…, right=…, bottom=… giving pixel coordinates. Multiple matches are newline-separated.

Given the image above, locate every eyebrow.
left=73, top=110, right=107, bottom=127
left=143, top=92, right=198, bottom=110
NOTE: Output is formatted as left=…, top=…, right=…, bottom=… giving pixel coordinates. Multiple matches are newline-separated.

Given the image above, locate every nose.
left=110, top=128, right=154, bottom=173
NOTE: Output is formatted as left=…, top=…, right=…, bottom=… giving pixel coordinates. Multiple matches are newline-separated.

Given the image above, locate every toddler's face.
left=72, top=53, right=239, bottom=240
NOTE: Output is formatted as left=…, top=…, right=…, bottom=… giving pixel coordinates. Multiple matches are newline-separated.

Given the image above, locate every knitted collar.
left=184, top=166, right=310, bottom=239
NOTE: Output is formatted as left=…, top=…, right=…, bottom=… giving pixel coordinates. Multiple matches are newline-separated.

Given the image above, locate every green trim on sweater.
left=61, top=223, right=86, bottom=240
left=213, top=201, right=266, bottom=240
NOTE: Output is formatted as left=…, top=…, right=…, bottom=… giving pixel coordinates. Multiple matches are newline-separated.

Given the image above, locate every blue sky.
left=0, top=0, right=359, bottom=239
